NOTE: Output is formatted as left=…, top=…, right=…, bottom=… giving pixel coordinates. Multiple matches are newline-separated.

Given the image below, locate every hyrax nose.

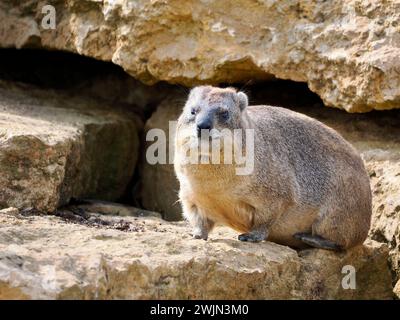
left=196, top=119, right=212, bottom=137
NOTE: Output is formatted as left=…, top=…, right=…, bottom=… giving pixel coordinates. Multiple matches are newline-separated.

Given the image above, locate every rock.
left=394, top=280, right=400, bottom=298
left=0, top=213, right=393, bottom=299
left=2, top=0, right=400, bottom=112
left=138, top=95, right=183, bottom=221
left=0, top=81, right=142, bottom=212
left=71, top=199, right=162, bottom=218
left=0, top=207, right=19, bottom=216
left=367, top=160, right=400, bottom=299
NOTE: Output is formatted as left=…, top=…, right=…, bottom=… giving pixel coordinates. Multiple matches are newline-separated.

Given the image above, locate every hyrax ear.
left=237, top=92, right=248, bottom=111
left=188, top=86, right=199, bottom=97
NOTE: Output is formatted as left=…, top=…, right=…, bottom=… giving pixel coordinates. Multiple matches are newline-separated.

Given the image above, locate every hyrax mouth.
left=197, top=128, right=224, bottom=141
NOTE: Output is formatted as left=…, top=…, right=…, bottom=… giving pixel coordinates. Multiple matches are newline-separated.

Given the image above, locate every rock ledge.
left=0, top=213, right=393, bottom=299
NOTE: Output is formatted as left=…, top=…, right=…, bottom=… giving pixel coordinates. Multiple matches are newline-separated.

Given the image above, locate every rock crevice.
left=0, top=80, right=142, bottom=212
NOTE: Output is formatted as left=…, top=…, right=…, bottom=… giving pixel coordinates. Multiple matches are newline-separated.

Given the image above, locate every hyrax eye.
left=191, top=108, right=196, bottom=115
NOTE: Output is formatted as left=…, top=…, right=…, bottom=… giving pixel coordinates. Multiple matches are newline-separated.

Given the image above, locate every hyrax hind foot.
left=294, top=233, right=343, bottom=251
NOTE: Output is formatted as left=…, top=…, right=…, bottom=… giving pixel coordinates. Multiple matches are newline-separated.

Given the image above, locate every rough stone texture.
left=0, top=80, right=142, bottom=212
left=0, top=213, right=393, bottom=299
left=138, top=95, right=184, bottom=221
left=368, top=160, right=400, bottom=297
left=1, top=0, right=400, bottom=112
left=394, top=280, right=400, bottom=298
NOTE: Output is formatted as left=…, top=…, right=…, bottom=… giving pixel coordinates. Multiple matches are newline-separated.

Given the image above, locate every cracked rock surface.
left=1, top=0, right=400, bottom=111
left=0, top=213, right=393, bottom=299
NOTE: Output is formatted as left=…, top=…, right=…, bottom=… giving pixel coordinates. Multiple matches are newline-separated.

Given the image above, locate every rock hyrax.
left=174, top=86, right=372, bottom=250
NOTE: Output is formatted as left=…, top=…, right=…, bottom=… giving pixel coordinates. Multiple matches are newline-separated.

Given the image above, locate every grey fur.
left=174, top=86, right=372, bottom=250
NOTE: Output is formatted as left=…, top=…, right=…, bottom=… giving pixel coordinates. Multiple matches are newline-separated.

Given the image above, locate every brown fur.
left=174, top=86, right=372, bottom=249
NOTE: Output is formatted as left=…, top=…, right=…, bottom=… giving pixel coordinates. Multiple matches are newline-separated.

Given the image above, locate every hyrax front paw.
left=192, top=228, right=208, bottom=240
left=238, top=230, right=267, bottom=242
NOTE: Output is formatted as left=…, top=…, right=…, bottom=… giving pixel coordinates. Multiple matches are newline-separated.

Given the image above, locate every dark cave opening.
left=0, top=48, right=126, bottom=89
left=0, top=48, right=174, bottom=121
left=0, top=48, right=325, bottom=112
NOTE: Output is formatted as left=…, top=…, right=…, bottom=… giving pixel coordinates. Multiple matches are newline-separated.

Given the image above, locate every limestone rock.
left=367, top=160, right=400, bottom=299
left=394, top=280, right=400, bottom=298
left=0, top=213, right=393, bottom=299
left=0, top=81, right=142, bottom=212
left=138, top=95, right=183, bottom=221
left=1, top=1, right=400, bottom=112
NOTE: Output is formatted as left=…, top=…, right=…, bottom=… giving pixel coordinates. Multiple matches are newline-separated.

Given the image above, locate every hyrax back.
left=174, top=86, right=372, bottom=250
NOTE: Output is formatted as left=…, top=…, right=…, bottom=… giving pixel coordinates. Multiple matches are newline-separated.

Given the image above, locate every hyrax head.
left=182, top=86, right=248, bottom=138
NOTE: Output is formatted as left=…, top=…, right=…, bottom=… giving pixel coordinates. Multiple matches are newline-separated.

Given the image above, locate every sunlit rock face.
left=0, top=213, right=394, bottom=299
left=2, top=0, right=400, bottom=112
